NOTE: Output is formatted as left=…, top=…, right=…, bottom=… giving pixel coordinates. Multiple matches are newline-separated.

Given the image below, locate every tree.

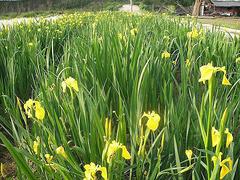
left=192, top=0, right=202, bottom=16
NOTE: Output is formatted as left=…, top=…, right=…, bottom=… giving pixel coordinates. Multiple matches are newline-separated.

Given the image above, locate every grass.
left=197, top=17, right=240, bottom=30
left=0, top=12, right=240, bottom=179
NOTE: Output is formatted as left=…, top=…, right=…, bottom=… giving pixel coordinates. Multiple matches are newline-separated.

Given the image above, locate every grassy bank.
left=197, top=17, right=240, bottom=30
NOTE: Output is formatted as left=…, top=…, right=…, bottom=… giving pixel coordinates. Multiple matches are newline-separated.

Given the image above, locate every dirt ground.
left=0, top=146, right=16, bottom=179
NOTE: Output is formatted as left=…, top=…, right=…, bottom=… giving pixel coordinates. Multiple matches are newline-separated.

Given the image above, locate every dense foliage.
left=143, top=0, right=194, bottom=6
left=0, top=0, right=121, bottom=13
left=0, top=0, right=194, bottom=14
left=0, top=12, right=240, bottom=179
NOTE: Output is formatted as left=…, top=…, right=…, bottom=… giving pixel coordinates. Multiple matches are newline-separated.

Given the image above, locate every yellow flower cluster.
left=24, top=99, right=45, bottom=121
left=199, top=63, right=231, bottom=85
left=32, top=138, right=65, bottom=162
left=83, top=162, right=107, bottom=180
left=107, top=140, right=131, bottom=163
left=28, top=77, right=79, bottom=164
left=211, top=127, right=233, bottom=179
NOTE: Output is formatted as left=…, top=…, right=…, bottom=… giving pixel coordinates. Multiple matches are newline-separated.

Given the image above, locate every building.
left=211, top=0, right=240, bottom=16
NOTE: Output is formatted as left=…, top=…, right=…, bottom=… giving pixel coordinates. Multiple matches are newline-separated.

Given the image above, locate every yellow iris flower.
left=161, top=51, right=171, bottom=59
left=220, top=157, right=233, bottom=179
left=212, top=153, right=232, bottom=179
left=33, top=137, right=40, bottom=155
left=107, top=140, right=131, bottom=163
left=185, top=149, right=193, bottom=162
left=130, top=28, right=138, bottom=36
left=83, top=162, right=107, bottom=180
left=61, top=77, right=79, bottom=93
left=222, top=74, right=231, bottom=86
left=24, top=99, right=45, bottom=121
left=24, top=99, right=34, bottom=118
left=187, top=28, right=202, bottom=39
left=224, top=128, right=233, bottom=148
left=142, top=111, right=161, bottom=131
left=34, top=102, right=45, bottom=120
left=56, top=146, right=67, bottom=159
left=199, top=63, right=231, bottom=85
left=212, top=152, right=223, bottom=167
left=211, top=127, right=220, bottom=147
left=45, top=154, right=53, bottom=164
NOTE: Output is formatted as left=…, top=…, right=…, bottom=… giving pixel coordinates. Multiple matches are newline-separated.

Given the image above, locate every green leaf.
left=0, top=132, right=36, bottom=179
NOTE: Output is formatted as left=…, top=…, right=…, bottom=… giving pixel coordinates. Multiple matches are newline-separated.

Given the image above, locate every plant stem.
left=206, top=77, right=213, bottom=180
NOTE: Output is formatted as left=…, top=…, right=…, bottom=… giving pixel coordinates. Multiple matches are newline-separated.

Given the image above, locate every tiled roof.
left=212, top=0, right=240, bottom=7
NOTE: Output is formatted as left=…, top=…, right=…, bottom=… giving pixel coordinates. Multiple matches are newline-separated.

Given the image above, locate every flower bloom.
left=83, top=162, right=107, bottom=180
left=33, top=137, right=40, bottom=154
left=211, top=127, right=220, bottom=147
left=212, top=152, right=223, bottom=167
left=161, top=51, right=170, bottom=59
left=187, top=28, right=202, bottom=39
left=185, top=149, right=193, bottom=162
left=199, top=63, right=231, bottom=85
left=24, top=99, right=45, bottom=121
left=56, top=146, right=67, bottom=158
left=212, top=153, right=233, bottom=179
left=107, top=140, right=131, bottom=163
left=130, top=28, right=138, bottom=36
left=45, top=154, right=53, bottom=164
left=61, top=77, right=79, bottom=93
left=224, top=128, right=233, bottom=148
left=142, top=111, right=161, bottom=131
left=220, top=157, right=233, bottom=179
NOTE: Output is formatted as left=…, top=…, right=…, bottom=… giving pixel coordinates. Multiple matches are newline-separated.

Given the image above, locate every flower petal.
left=99, top=167, right=108, bottom=180
left=146, top=118, right=159, bottom=131
left=220, top=164, right=230, bottom=179
left=222, top=74, right=231, bottom=86
left=211, top=127, right=220, bottom=147
left=121, top=146, right=131, bottom=160
left=224, top=128, right=233, bottom=148
left=199, top=63, right=215, bottom=83
left=185, top=149, right=193, bottom=162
